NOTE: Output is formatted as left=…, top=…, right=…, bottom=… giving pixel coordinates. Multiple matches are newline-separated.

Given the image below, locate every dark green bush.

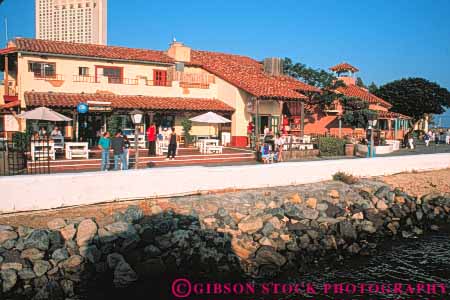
left=318, top=137, right=346, bottom=156
left=332, top=171, right=358, bottom=184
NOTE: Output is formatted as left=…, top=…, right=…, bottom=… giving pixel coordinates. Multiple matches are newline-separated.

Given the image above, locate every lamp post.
left=130, top=110, right=143, bottom=169
left=367, top=117, right=378, bottom=158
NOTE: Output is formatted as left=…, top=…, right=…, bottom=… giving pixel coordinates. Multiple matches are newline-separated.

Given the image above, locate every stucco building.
left=0, top=37, right=317, bottom=146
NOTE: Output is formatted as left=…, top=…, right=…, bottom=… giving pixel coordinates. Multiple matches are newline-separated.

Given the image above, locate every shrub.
left=180, top=118, right=193, bottom=145
left=318, top=137, right=346, bottom=156
left=332, top=171, right=358, bottom=184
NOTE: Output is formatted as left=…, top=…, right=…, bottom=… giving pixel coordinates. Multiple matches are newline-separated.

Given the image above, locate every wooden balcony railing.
left=173, top=71, right=215, bottom=89
left=34, top=74, right=64, bottom=81
left=146, top=80, right=172, bottom=87
left=73, top=75, right=99, bottom=83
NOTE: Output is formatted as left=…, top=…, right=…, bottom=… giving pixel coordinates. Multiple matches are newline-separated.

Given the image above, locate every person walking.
left=111, top=130, right=127, bottom=170
left=146, top=122, right=157, bottom=156
left=408, top=133, right=415, bottom=150
left=123, top=135, right=130, bottom=170
left=275, top=133, right=285, bottom=162
left=424, top=131, right=431, bottom=147
left=247, top=121, right=254, bottom=147
left=166, top=127, right=177, bottom=160
left=98, top=132, right=111, bottom=171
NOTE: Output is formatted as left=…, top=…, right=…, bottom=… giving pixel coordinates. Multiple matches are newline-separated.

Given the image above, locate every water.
left=281, top=226, right=450, bottom=300
left=89, top=227, right=450, bottom=300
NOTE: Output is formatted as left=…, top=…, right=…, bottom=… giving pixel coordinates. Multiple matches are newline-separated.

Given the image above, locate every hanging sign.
left=246, top=97, right=255, bottom=113
left=86, top=101, right=112, bottom=112
left=77, top=102, right=89, bottom=114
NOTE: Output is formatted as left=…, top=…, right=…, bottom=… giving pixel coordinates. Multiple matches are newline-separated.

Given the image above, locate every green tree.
left=341, top=96, right=378, bottom=128
left=374, top=78, right=450, bottom=129
left=356, top=77, right=366, bottom=88
left=368, top=82, right=378, bottom=94
left=284, top=58, right=345, bottom=107
left=180, top=118, right=193, bottom=145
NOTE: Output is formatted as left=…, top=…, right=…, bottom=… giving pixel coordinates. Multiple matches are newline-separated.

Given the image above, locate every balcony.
left=73, top=75, right=99, bottom=83
left=2, top=81, right=19, bottom=103
left=146, top=79, right=172, bottom=87
left=73, top=75, right=138, bottom=85
left=173, top=71, right=215, bottom=89
left=34, top=74, right=64, bottom=81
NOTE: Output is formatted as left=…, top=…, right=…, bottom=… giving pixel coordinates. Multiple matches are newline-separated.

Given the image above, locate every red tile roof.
left=24, top=92, right=234, bottom=112
left=8, top=38, right=318, bottom=101
left=337, top=84, right=392, bottom=109
left=11, top=38, right=174, bottom=64
left=189, top=50, right=314, bottom=100
left=377, top=110, right=411, bottom=120
left=330, top=62, right=359, bottom=73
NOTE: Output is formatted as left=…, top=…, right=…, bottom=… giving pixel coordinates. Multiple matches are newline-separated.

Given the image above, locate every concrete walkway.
left=1, top=153, right=450, bottom=213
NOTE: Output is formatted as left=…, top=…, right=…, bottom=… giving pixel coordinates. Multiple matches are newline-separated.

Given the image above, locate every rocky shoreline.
left=0, top=179, right=449, bottom=299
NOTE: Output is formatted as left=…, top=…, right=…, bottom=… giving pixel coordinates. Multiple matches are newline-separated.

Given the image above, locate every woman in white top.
left=275, top=133, right=285, bottom=162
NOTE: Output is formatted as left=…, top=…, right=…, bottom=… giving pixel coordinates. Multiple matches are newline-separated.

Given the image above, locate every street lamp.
left=367, top=116, right=378, bottom=158
left=130, top=110, right=143, bottom=169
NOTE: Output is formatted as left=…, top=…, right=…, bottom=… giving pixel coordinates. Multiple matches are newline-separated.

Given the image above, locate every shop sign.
left=246, top=98, right=255, bottom=113
left=86, top=101, right=112, bottom=112
left=77, top=102, right=89, bottom=114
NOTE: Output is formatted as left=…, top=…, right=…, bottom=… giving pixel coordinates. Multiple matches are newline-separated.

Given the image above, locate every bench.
left=65, top=142, right=89, bottom=159
left=206, top=145, right=223, bottom=154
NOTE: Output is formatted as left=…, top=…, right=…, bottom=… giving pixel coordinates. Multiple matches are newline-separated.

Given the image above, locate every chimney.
left=338, top=76, right=356, bottom=86
left=167, top=39, right=191, bottom=63
left=263, top=58, right=284, bottom=76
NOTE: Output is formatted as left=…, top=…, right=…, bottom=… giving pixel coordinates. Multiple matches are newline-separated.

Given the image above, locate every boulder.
left=104, top=222, right=138, bottom=239
left=47, top=218, right=67, bottom=230
left=255, top=246, right=286, bottom=267
left=0, top=230, right=18, bottom=245
left=76, top=219, right=98, bottom=247
left=59, top=224, right=77, bottom=241
left=51, top=248, right=69, bottom=263
left=124, top=205, right=144, bottom=223
left=113, top=261, right=138, bottom=288
left=306, top=198, right=317, bottom=209
left=24, top=230, right=49, bottom=251
left=1, top=269, right=17, bottom=292
left=238, top=216, right=263, bottom=234
left=33, top=260, right=51, bottom=277
left=338, top=221, right=357, bottom=240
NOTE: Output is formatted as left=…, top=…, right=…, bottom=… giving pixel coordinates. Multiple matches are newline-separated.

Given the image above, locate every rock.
left=98, top=228, right=118, bottom=243
left=347, top=243, right=361, bottom=254
left=76, top=219, right=98, bottom=247
left=361, top=221, right=377, bottom=234
left=104, top=222, right=138, bottom=239
left=0, top=225, right=14, bottom=231
left=150, top=205, right=163, bottom=215
left=33, top=280, right=64, bottom=300
left=231, top=237, right=258, bottom=260
left=61, top=255, right=83, bottom=271
left=21, top=248, right=45, bottom=262
left=61, top=279, right=74, bottom=297
left=33, top=260, right=51, bottom=277
left=59, top=224, right=77, bottom=241
left=267, top=217, right=282, bottom=230
left=202, top=217, right=217, bottom=227
left=387, top=222, right=397, bottom=234
left=326, top=205, right=343, bottom=217
left=375, top=186, right=390, bottom=199
left=328, top=190, right=340, bottom=199
left=18, top=268, right=36, bottom=280
left=113, top=261, right=138, bottom=288
left=238, top=216, right=263, bottom=234
left=1, top=262, right=23, bottom=271
left=24, top=230, right=49, bottom=251
left=289, top=193, right=303, bottom=204
left=394, top=196, right=405, bottom=205
left=338, top=221, right=357, bottom=240
left=259, top=237, right=275, bottom=247
left=321, top=235, right=337, bottom=250
left=416, top=210, right=424, bottom=221
left=317, top=217, right=340, bottom=225
left=143, top=245, right=162, bottom=257
left=124, top=205, right=144, bottom=223
left=302, top=208, right=319, bottom=220
left=47, top=218, right=67, bottom=230
left=316, top=203, right=329, bottom=211
left=0, top=230, right=18, bottom=245
left=17, top=226, right=33, bottom=238
left=51, top=248, right=69, bottom=263
left=2, top=239, right=16, bottom=250
left=107, top=253, right=125, bottom=269
left=306, top=198, right=317, bottom=209
left=402, top=231, right=414, bottom=238
left=1, top=269, right=17, bottom=292
left=352, top=212, right=364, bottom=220
left=255, top=246, right=286, bottom=267
left=79, top=245, right=101, bottom=263
left=376, top=200, right=389, bottom=211
left=261, top=222, right=275, bottom=236
left=430, top=225, right=439, bottom=231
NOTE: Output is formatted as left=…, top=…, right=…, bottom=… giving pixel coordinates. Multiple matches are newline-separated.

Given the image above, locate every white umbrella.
left=189, top=111, right=231, bottom=123
left=18, top=107, right=72, bottom=122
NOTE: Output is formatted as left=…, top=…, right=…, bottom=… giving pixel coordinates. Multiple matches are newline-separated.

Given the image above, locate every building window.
left=153, top=70, right=168, bottom=86
left=97, top=66, right=122, bottom=84
left=28, top=61, right=56, bottom=78
left=78, top=67, right=89, bottom=76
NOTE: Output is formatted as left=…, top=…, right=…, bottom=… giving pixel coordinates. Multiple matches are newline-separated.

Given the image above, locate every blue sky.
left=1, top=0, right=450, bottom=124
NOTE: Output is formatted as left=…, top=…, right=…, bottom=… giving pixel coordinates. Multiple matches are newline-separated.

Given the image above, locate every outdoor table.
left=65, top=142, right=89, bottom=159
left=199, top=139, right=220, bottom=154
left=31, top=140, right=56, bottom=161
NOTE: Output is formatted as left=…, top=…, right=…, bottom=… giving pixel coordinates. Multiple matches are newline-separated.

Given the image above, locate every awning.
left=24, top=91, right=234, bottom=112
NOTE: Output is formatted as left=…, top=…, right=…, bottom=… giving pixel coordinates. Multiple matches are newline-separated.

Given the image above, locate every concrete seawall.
left=1, top=153, right=450, bottom=213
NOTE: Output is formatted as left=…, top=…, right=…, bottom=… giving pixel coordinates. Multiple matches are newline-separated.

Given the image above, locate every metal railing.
left=34, top=74, right=64, bottom=81
left=146, top=80, right=172, bottom=87
left=73, top=75, right=99, bottom=83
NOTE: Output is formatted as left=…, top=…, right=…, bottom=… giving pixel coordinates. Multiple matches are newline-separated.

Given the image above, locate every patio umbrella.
left=189, top=111, right=231, bottom=123
left=17, top=107, right=72, bottom=121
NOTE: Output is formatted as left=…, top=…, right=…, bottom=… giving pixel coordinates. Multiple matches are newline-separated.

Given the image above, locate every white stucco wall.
left=1, top=153, right=449, bottom=213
